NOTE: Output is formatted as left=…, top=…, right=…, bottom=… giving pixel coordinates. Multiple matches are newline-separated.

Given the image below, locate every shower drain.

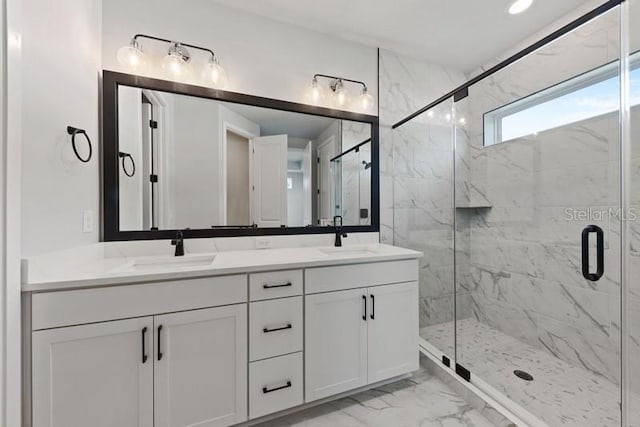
left=514, top=370, right=534, bottom=381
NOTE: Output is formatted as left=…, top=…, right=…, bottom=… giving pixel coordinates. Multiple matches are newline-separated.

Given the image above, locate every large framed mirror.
left=102, top=71, right=379, bottom=240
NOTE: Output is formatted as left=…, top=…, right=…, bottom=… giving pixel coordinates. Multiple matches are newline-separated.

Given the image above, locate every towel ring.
left=66, top=126, right=92, bottom=163
left=119, top=152, right=136, bottom=177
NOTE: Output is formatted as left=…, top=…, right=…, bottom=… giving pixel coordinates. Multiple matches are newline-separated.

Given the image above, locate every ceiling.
left=222, top=101, right=335, bottom=140
left=211, top=0, right=591, bottom=72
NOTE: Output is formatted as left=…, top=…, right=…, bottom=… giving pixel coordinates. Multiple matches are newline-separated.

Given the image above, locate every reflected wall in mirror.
left=105, top=72, right=378, bottom=239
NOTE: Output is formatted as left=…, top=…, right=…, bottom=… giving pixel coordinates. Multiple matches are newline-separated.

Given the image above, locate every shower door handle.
left=581, top=225, right=604, bottom=281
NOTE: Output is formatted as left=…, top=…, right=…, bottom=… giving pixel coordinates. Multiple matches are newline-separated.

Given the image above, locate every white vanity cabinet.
left=304, top=260, right=419, bottom=402
left=154, top=305, right=247, bottom=427
left=28, top=275, right=248, bottom=427
left=248, top=269, right=304, bottom=419
left=24, top=248, right=421, bottom=427
left=32, top=317, right=154, bottom=427
left=305, top=288, right=369, bottom=400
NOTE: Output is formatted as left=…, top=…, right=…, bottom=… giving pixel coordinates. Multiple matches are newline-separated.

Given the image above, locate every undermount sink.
left=317, top=247, right=379, bottom=256
left=114, top=254, right=216, bottom=273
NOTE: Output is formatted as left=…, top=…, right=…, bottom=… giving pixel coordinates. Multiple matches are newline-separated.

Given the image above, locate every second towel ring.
left=67, top=126, right=92, bottom=163
left=119, top=152, right=136, bottom=177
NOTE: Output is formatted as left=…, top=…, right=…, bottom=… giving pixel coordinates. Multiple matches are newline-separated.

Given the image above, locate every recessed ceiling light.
left=509, top=0, right=533, bottom=15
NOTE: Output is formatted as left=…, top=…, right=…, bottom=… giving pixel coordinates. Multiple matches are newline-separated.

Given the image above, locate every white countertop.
left=22, top=243, right=422, bottom=292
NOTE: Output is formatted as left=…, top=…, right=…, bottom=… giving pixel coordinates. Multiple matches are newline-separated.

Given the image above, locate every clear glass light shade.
left=306, top=78, right=326, bottom=105
left=162, top=52, right=190, bottom=80
left=357, top=88, right=375, bottom=113
left=202, top=58, right=228, bottom=88
left=117, top=43, right=146, bottom=72
left=332, top=82, right=349, bottom=108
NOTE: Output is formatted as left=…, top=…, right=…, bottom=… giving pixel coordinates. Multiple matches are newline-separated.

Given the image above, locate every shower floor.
left=421, top=318, right=638, bottom=427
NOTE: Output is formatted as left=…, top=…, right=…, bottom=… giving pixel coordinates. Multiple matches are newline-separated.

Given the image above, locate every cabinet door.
left=32, top=317, right=153, bottom=427
left=305, top=288, right=368, bottom=402
left=154, top=304, right=247, bottom=427
left=367, top=282, right=419, bottom=383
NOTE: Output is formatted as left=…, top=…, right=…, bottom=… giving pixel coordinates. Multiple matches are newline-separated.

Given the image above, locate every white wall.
left=102, top=0, right=378, bottom=109
left=2, top=0, right=23, bottom=424
left=167, top=97, right=261, bottom=229
left=20, top=0, right=379, bottom=256
left=170, top=95, right=220, bottom=229
left=21, top=0, right=101, bottom=256
left=117, top=86, right=144, bottom=230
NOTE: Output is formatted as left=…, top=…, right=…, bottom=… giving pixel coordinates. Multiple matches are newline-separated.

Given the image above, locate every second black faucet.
left=333, top=215, right=348, bottom=247
left=171, top=231, right=185, bottom=256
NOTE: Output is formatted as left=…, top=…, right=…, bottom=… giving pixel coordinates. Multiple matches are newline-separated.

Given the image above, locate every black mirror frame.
left=102, top=70, right=380, bottom=241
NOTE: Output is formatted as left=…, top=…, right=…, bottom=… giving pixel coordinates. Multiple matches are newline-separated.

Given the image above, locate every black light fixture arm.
left=132, top=34, right=217, bottom=60
left=313, top=73, right=368, bottom=91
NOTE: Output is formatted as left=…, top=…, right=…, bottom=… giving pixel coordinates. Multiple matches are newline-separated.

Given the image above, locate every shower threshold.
left=421, top=318, right=638, bottom=427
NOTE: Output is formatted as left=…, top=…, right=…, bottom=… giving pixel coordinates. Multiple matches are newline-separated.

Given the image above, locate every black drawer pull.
left=157, top=325, right=163, bottom=361
left=141, top=327, right=148, bottom=364
left=262, top=381, right=292, bottom=394
left=263, top=323, right=293, bottom=333
left=370, top=294, right=375, bottom=320
left=362, top=295, right=367, bottom=321
left=263, top=282, right=292, bottom=289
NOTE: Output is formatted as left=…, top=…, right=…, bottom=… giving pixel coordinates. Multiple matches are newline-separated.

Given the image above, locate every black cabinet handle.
left=263, top=282, right=292, bottom=289
left=157, top=325, right=163, bottom=361
left=370, top=294, right=375, bottom=320
left=263, top=323, right=292, bottom=333
left=141, top=327, right=148, bottom=364
left=362, top=295, right=367, bottom=321
left=262, top=381, right=292, bottom=394
left=581, top=225, right=604, bottom=281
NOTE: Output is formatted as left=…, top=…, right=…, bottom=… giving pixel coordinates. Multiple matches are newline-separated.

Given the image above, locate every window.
left=484, top=53, right=640, bottom=146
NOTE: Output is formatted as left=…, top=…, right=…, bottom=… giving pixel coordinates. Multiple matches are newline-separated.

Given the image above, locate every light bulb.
left=162, top=44, right=190, bottom=80
left=333, top=80, right=348, bottom=108
left=117, top=39, right=146, bottom=72
left=203, top=57, right=228, bottom=88
left=508, top=0, right=533, bottom=14
left=162, top=52, right=187, bottom=78
left=357, top=87, right=375, bottom=113
left=306, top=77, right=326, bottom=105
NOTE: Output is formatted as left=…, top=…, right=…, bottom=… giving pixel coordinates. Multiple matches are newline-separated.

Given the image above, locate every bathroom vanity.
left=22, top=243, right=420, bottom=427
left=20, top=57, right=410, bottom=427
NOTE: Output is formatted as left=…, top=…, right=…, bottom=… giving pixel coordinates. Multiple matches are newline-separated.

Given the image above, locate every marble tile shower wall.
left=454, top=9, right=635, bottom=387
left=378, top=49, right=466, bottom=329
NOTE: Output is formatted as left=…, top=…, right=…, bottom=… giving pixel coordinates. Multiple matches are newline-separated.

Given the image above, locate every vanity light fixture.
left=309, top=74, right=375, bottom=113
left=117, top=34, right=227, bottom=88
left=508, top=0, right=533, bottom=15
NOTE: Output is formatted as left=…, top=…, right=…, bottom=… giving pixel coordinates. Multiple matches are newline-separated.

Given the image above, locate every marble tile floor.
left=422, top=318, right=640, bottom=427
left=255, top=363, right=496, bottom=427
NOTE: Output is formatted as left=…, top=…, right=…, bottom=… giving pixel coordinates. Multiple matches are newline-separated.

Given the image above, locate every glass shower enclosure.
left=393, top=1, right=638, bottom=425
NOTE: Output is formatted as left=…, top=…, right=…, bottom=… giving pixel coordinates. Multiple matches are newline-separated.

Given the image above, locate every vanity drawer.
left=249, top=352, right=303, bottom=419
left=305, top=259, right=418, bottom=294
left=250, top=297, right=303, bottom=361
left=31, top=275, right=247, bottom=330
left=249, top=269, right=303, bottom=301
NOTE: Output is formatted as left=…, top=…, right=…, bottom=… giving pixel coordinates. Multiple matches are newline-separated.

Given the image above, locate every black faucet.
left=333, top=215, right=347, bottom=247
left=171, top=231, right=185, bottom=256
